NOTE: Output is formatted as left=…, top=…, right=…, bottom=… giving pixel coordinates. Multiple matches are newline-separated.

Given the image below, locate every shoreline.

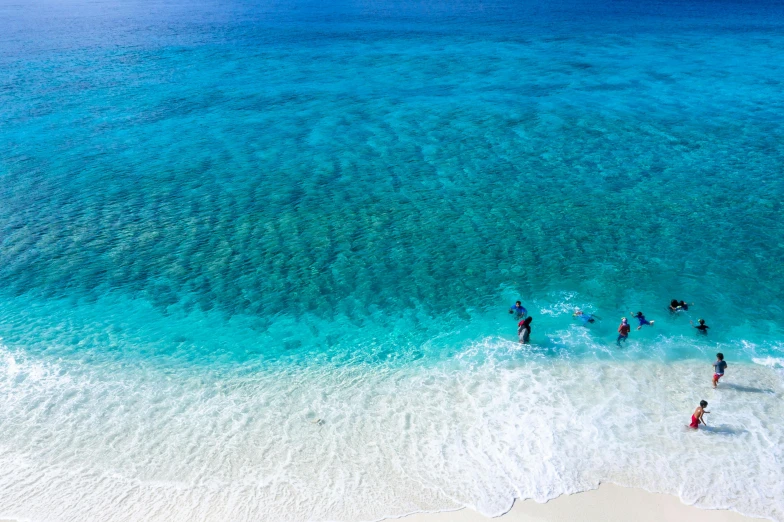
left=0, top=360, right=780, bottom=522
left=0, top=484, right=767, bottom=522
left=396, top=483, right=765, bottom=522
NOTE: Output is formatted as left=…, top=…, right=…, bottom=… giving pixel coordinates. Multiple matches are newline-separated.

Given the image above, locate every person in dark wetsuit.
left=691, top=318, right=709, bottom=334
left=518, top=316, right=532, bottom=344
left=669, top=299, right=682, bottom=313
left=631, top=311, right=655, bottom=330
left=678, top=300, right=689, bottom=311
left=509, top=301, right=527, bottom=319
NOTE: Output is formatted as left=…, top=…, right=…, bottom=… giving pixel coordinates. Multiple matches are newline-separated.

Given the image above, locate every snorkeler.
left=688, top=400, right=709, bottom=429
left=573, top=308, right=598, bottom=324
left=617, top=317, right=630, bottom=346
left=712, top=353, right=727, bottom=388
left=679, top=300, right=690, bottom=311
left=518, top=316, right=532, bottom=344
left=509, top=301, right=527, bottom=319
left=691, top=318, right=709, bottom=334
left=631, top=311, right=654, bottom=330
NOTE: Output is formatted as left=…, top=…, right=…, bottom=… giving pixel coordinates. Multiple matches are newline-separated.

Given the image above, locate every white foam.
left=753, top=357, right=784, bottom=369
left=0, top=343, right=782, bottom=522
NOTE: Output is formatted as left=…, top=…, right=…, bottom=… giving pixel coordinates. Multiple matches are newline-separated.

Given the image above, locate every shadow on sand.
left=721, top=383, right=775, bottom=394
left=701, top=424, right=747, bottom=436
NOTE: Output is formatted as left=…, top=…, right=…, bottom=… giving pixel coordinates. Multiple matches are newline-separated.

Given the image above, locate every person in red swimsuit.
left=689, top=400, right=709, bottom=429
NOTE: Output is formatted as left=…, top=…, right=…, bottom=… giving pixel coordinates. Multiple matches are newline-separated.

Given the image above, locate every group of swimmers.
left=508, top=299, right=708, bottom=346
left=617, top=302, right=709, bottom=345
left=508, top=299, right=727, bottom=430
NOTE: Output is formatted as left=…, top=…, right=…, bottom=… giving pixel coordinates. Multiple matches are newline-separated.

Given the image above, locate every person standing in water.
left=691, top=318, right=710, bottom=334
left=689, top=400, right=709, bottom=429
left=617, top=317, right=631, bottom=346
left=712, top=352, right=728, bottom=388
left=518, top=316, right=532, bottom=344
left=631, top=311, right=655, bottom=330
left=509, top=301, right=527, bottom=319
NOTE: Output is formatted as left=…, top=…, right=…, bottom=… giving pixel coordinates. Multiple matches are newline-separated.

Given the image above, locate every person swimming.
left=669, top=300, right=692, bottom=313
left=631, top=311, right=655, bottom=330
left=617, top=317, right=630, bottom=346
left=573, top=308, right=597, bottom=324
left=509, top=301, right=527, bottom=319
left=518, top=316, right=532, bottom=344
left=691, top=318, right=709, bottom=334
left=689, top=400, right=709, bottom=429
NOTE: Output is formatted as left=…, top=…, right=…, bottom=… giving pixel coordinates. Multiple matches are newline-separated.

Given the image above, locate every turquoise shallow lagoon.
left=1, top=0, right=783, bottom=520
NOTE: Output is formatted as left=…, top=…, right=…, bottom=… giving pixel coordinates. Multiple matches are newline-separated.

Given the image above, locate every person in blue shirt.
left=509, top=301, right=527, bottom=318
left=631, top=311, right=655, bottom=330
left=573, top=308, right=597, bottom=324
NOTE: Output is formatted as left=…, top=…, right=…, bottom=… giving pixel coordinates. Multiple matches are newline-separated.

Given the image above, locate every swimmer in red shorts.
left=688, top=400, right=709, bottom=429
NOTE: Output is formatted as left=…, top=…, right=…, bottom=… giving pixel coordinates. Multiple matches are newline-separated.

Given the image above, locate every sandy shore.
left=0, top=484, right=764, bottom=522
left=398, top=484, right=763, bottom=522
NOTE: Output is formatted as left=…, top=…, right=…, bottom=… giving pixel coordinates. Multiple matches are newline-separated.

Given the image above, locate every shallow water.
left=1, top=0, right=783, bottom=520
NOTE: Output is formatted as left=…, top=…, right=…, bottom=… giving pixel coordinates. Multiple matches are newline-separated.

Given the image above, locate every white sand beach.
left=401, top=484, right=762, bottom=522
left=0, top=483, right=766, bottom=522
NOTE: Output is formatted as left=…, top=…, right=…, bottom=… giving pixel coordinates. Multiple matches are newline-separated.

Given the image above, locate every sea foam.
left=0, top=341, right=781, bottom=522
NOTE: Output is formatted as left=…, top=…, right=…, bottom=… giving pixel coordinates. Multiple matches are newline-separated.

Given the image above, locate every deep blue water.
left=2, top=0, right=784, bottom=365
left=2, top=2, right=784, bottom=522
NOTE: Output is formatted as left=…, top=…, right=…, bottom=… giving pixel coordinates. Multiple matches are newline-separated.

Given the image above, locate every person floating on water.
left=509, top=301, right=527, bottom=319
left=691, top=318, right=709, bottom=334
left=712, top=352, right=728, bottom=388
left=631, top=311, right=654, bottom=330
left=573, top=308, right=598, bottom=324
left=688, top=400, right=709, bottom=429
left=669, top=300, right=692, bottom=313
left=617, top=317, right=630, bottom=346
left=518, top=316, right=532, bottom=344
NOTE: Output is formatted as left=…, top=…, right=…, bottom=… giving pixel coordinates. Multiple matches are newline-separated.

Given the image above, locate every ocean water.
left=1, top=0, right=784, bottom=520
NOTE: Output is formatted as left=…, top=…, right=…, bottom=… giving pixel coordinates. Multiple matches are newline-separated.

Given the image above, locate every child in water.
left=631, top=311, right=654, bottom=330
left=509, top=301, right=527, bottom=319
left=689, top=400, right=709, bottom=429
left=691, top=318, right=709, bottom=334
left=712, top=352, right=727, bottom=388
left=518, top=316, right=532, bottom=344
left=617, top=317, right=630, bottom=346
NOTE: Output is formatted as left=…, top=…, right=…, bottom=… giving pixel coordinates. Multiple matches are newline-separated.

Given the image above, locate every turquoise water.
left=1, top=0, right=784, bottom=521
